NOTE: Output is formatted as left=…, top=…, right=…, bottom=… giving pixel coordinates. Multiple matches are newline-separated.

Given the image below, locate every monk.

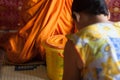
left=5, top=0, right=75, bottom=63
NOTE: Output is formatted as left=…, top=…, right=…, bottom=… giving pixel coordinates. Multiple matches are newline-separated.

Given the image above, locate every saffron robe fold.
left=6, top=0, right=74, bottom=63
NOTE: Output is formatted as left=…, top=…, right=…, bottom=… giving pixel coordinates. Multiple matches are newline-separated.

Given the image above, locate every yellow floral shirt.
left=68, top=22, right=120, bottom=80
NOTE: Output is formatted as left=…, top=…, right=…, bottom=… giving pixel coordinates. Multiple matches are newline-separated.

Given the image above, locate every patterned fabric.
left=107, top=0, right=120, bottom=21
left=68, top=22, right=120, bottom=80
left=0, top=0, right=23, bottom=29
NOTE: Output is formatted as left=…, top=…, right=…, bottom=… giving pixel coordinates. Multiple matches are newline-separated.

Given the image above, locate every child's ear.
left=107, top=10, right=111, bottom=20
left=73, top=12, right=80, bottom=22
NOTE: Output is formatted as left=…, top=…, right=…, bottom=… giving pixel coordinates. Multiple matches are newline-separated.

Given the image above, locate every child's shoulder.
left=113, top=21, right=120, bottom=27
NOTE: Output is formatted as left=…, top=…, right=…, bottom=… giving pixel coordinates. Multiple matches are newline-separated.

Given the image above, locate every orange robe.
left=5, top=0, right=74, bottom=63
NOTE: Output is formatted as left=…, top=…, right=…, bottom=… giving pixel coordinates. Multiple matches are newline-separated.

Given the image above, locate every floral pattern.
left=68, top=22, right=120, bottom=80
left=107, top=0, right=120, bottom=21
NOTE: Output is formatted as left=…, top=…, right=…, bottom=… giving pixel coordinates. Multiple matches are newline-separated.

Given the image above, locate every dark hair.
left=72, top=0, right=109, bottom=19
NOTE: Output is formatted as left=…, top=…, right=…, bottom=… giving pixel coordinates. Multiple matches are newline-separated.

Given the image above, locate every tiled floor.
left=0, top=65, right=49, bottom=80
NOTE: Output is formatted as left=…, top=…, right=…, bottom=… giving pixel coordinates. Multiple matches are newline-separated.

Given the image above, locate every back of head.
left=72, top=0, right=109, bottom=19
